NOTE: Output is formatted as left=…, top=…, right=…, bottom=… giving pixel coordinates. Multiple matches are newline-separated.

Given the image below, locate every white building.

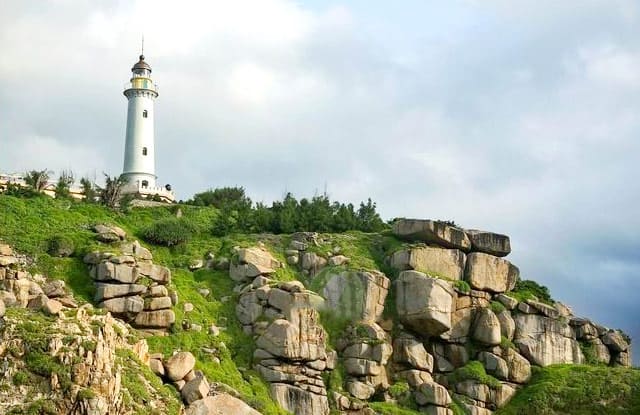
left=121, top=54, right=174, bottom=202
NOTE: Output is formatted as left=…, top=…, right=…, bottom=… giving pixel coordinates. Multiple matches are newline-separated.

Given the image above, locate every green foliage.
left=12, top=371, right=29, bottom=386
left=500, top=336, right=516, bottom=351
left=454, top=280, right=471, bottom=294
left=47, top=235, right=75, bottom=257
left=54, top=170, right=74, bottom=199
left=76, top=388, right=97, bottom=400
left=496, top=365, right=640, bottom=415
left=7, top=399, right=58, bottom=415
left=24, top=169, right=52, bottom=193
left=141, top=218, right=196, bottom=246
left=449, top=361, right=501, bottom=389
left=510, top=279, right=553, bottom=304
left=98, top=174, right=126, bottom=209
left=80, top=177, right=98, bottom=202
left=490, top=300, right=506, bottom=314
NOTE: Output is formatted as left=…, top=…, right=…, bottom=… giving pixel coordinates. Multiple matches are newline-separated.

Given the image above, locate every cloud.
left=1, top=0, right=639, bottom=364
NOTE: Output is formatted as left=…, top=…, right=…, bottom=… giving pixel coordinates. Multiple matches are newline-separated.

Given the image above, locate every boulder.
left=270, top=383, right=330, bottom=415
left=94, top=283, right=146, bottom=301
left=415, top=382, right=452, bottom=406
left=301, top=252, right=327, bottom=271
left=42, top=280, right=66, bottom=298
left=472, top=308, right=501, bottom=346
left=318, top=270, right=389, bottom=322
left=497, top=310, right=516, bottom=340
left=149, top=359, right=165, bottom=377
left=396, top=271, right=454, bottom=337
left=445, top=307, right=474, bottom=342
left=238, top=247, right=281, bottom=269
left=465, top=229, right=511, bottom=257
left=495, top=294, right=518, bottom=310
left=602, top=331, right=629, bottom=353
left=134, top=310, right=176, bottom=328
left=392, top=219, right=471, bottom=251
left=95, top=262, right=138, bottom=284
left=504, top=348, right=531, bottom=384
left=164, top=352, right=196, bottom=381
left=455, top=380, right=489, bottom=403
left=514, top=314, right=583, bottom=366
left=42, top=298, right=63, bottom=315
left=99, top=296, right=144, bottom=314
left=229, top=263, right=275, bottom=282
left=182, top=375, right=210, bottom=405
left=186, top=394, right=262, bottom=415
left=393, top=337, right=434, bottom=371
left=94, top=224, right=126, bottom=242
left=588, top=339, right=611, bottom=365
left=477, top=351, right=508, bottom=380
left=137, top=263, right=171, bottom=284
left=464, top=253, right=518, bottom=293
left=255, top=308, right=326, bottom=361
left=149, top=285, right=168, bottom=297
left=327, top=255, right=349, bottom=266
left=346, top=380, right=376, bottom=400
left=490, top=382, right=518, bottom=408
left=145, top=296, right=173, bottom=311
left=390, top=246, right=466, bottom=280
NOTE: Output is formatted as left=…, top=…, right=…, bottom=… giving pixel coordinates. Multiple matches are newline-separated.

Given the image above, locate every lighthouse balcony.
left=121, top=182, right=175, bottom=203
left=123, top=79, right=158, bottom=93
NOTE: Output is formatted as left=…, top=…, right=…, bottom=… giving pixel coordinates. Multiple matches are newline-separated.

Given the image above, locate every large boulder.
left=94, top=283, right=146, bottom=301
left=164, top=352, right=196, bottom=381
left=393, top=336, right=434, bottom=372
left=602, top=330, right=630, bottom=353
left=318, top=270, right=389, bottom=322
left=514, top=314, right=584, bottom=366
left=186, top=394, right=262, bottom=415
left=256, top=308, right=327, bottom=361
left=99, top=296, right=144, bottom=314
left=133, top=309, right=176, bottom=328
left=390, top=246, right=466, bottom=280
left=392, top=219, right=471, bottom=251
left=472, top=308, right=501, bottom=346
left=464, top=253, right=518, bottom=293
left=95, top=262, right=138, bottom=284
left=238, top=247, right=281, bottom=269
left=94, top=224, right=126, bottom=242
left=503, top=348, right=531, bottom=384
left=396, top=271, right=455, bottom=337
left=465, top=230, right=511, bottom=257
left=270, top=383, right=329, bottom=415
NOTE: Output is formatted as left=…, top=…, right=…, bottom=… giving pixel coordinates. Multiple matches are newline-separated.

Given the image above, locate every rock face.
left=396, top=271, right=455, bottom=337
left=390, top=246, right=466, bottom=280
left=464, top=253, right=518, bottom=293
left=186, top=394, right=262, bottom=415
left=514, top=314, right=584, bottom=366
left=85, top=239, right=175, bottom=331
left=318, top=270, right=389, bottom=322
left=392, top=219, right=472, bottom=251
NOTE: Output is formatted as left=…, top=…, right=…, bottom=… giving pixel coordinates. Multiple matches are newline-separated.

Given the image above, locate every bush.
left=448, top=361, right=501, bottom=389
left=511, top=279, right=553, bottom=304
left=47, top=235, right=75, bottom=257
left=12, top=371, right=29, bottom=386
left=490, top=300, right=506, bottom=314
left=141, top=218, right=196, bottom=246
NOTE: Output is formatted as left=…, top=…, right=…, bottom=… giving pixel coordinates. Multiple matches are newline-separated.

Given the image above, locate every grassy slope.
left=496, top=365, right=640, bottom=415
left=2, top=195, right=639, bottom=415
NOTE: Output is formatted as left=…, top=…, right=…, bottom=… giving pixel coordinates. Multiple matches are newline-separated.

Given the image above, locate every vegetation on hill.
left=0, top=190, right=638, bottom=415
left=496, top=365, right=640, bottom=415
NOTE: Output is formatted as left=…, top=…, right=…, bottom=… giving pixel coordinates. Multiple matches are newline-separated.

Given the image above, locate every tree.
left=98, top=174, right=126, bottom=209
left=356, top=198, right=385, bottom=232
left=54, top=170, right=74, bottom=199
left=24, top=169, right=52, bottom=193
left=80, top=177, right=97, bottom=202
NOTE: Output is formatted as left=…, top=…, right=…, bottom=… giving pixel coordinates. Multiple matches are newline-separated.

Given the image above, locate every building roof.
left=132, top=55, right=152, bottom=72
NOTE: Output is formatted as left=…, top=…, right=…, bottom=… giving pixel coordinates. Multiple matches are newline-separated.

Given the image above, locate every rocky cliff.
left=0, top=197, right=635, bottom=415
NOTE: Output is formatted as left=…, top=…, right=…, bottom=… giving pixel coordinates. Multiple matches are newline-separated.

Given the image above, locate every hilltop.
left=0, top=193, right=637, bottom=415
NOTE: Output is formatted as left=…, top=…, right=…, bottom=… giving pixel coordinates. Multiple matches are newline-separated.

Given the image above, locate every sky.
left=1, top=0, right=639, bottom=364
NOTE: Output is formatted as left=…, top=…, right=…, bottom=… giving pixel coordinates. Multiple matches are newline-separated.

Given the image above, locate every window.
left=141, top=180, right=149, bottom=188
left=142, top=147, right=148, bottom=156
left=143, top=110, right=148, bottom=118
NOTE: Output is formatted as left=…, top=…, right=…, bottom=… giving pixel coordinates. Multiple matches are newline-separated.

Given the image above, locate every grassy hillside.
left=0, top=194, right=638, bottom=415
left=496, top=365, right=640, bottom=415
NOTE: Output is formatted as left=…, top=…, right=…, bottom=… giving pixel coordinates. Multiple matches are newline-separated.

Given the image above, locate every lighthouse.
left=121, top=53, right=174, bottom=202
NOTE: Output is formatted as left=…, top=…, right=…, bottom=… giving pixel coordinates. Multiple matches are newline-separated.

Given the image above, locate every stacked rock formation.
left=84, top=225, right=175, bottom=332
left=284, top=232, right=350, bottom=277
left=0, top=243, right=74, bottom=316
left=231, top=247, right=333, bottom=415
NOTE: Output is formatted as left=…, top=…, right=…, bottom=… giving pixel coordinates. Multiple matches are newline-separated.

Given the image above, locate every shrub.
left=490, top=300, right=506, bottom=314
left=510, top=279, right=553, bottom=304
left=454, top=280, right=471, bottom=294
left=12, top=371, right=29, bottom=386
left=142, top=218, right=196, bottom=246
left=47, top=235, right=75, bottom=257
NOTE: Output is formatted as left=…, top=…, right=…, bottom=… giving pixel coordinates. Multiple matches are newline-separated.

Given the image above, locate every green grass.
left=496, top=365, right=640, bottom=415
left=448, top=360, right=501, bottom=389
left=368, top=402, right=422, bottom=415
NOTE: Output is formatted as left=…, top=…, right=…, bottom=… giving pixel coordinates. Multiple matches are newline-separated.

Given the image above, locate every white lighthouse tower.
left=121, top=53, right=174, bottom=202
